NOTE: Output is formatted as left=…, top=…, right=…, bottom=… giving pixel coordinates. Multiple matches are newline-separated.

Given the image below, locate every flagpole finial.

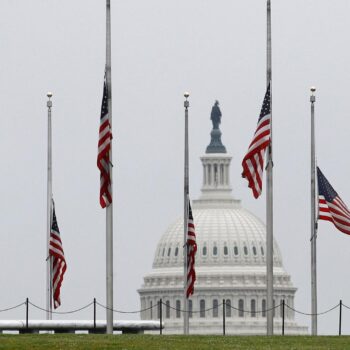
left=184, top=92, right=190, bottom=108
left=47, top=92, right=53, bottom=107
left=310, top=87, right=316, bottom=102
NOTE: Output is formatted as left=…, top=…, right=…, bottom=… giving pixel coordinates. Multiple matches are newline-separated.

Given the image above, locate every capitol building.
left=138, top=103, right=307, bottom=334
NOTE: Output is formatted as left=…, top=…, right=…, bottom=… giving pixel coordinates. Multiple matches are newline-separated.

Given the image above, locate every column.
left=226, top=164, right=230, bottom=186
left=206, top=163, right=210, bottom=186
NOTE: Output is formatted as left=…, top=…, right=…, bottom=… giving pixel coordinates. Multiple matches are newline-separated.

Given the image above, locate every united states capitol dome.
left=138, top=101, right=307, bottom=335
left=153, top=203, right=283, bottom=270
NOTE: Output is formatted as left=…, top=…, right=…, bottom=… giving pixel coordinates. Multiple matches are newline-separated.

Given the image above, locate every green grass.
left=1, top=335, right=350, bottom=350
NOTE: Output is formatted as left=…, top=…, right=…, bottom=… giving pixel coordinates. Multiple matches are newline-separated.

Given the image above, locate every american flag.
left=242, top=84, right=271, bottom=199
left=186, top=201, right=197, bottom=298
left=318, top=167, right=350, bottom=235
left=49, top=201, right=67, bottom=309
left=97, top=77, right=112, bottom=208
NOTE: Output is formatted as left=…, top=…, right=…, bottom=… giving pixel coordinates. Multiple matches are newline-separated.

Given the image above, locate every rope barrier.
left=0, top=302, right=26, bottom=313
left=0, top=299, right=347, bottom=317
left=28, top=301, right=93, bottom=314
left=285, top=303, right=339, bottom=316
left=341, top=303, right=350, bottom=310
left=96, top=301, right=157, bottom=314
left=161, top=301, right=342, bottom=317
left=0, top=298, right=349, bottom=337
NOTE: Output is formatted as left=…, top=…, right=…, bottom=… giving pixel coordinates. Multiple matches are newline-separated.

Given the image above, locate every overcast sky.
left=1, top=0, right=350, bottom=335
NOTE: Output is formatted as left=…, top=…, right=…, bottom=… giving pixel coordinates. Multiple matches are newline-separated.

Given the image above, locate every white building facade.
left=138, top=104, right=307, bottom=334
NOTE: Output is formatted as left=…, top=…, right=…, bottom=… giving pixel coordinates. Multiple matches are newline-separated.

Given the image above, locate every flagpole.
left=183, top=92, right=190, bottom=335
left=266, top=0, right=274, bottom=336
left=46, top=92, right=53, bottom=321
left=310, top=86, right=317, bottom=335
left=106, top=0, right=114, bottom=335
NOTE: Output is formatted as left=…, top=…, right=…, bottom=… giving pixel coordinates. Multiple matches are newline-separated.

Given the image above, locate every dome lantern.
left=198, top=102, right=234, bottom=203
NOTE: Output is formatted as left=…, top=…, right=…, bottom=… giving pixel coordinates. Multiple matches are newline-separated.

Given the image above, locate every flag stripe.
left=242, top=84, right=271, bottom=199
left=317, top=167, right=350, bottom=236
left=49, top=202, right=66, bottom=309
left=97, top=76, right=113, bottom=209
left=186, top=201, right=197, bottom=298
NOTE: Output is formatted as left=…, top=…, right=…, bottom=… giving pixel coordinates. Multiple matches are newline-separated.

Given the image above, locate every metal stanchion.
left=339, top=300, right=342, bottom=336
left=282, top=300, right=285, bottom=336
left=159, top=299, right=163, bottom=335
left=223, top=299, right=226, bottom=336
left=93, top=298, right=96, bottom=330
left=26, top=298, right=29, bottom=330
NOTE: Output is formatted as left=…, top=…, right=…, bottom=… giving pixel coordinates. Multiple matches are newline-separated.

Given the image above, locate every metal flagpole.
left=310, top=86, right=317, bottom=335
left=266, top=0, right=274, bottom=335
left=46, top=92, right=53, bottom=321
left=106, top=0, right=114, bottom=335
left=183, top=92, right=190, bottom=335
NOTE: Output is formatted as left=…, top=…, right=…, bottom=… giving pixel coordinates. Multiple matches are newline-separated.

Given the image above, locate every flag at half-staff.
left=317, top=167, right=350, bottom=235
left=97, top=76, right=113, bottom=208
left=186, top=200, right=197, bottom=298
left=49, top=201, right=67, bottom=309
left=242, top=84, right=271, bottom=198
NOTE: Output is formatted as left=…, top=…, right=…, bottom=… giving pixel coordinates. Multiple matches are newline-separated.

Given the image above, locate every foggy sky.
left=1, top=0, right=350, bottom=334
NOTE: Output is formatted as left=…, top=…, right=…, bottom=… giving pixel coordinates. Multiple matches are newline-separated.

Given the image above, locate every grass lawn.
left=0, top=335, right=350, bottom=350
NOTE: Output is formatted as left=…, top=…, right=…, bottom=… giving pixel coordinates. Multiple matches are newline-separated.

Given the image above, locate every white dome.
left=153, top=201, right=283, bottom=269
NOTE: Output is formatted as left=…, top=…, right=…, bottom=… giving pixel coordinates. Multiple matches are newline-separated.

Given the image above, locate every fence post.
left=222, top=299, right=226, bottom=336
left=26, top=298, right=29, bottom=330
left=159, top=299, right=163, bottom=335
left=93, top=298, right=96, bottom=330
left=282, top=299, right=285, bottom=336
left=339, top=300, right=342, bottom=336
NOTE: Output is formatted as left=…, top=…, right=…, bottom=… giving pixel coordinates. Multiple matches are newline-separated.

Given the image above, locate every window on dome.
left=244, top=246, right=248, bottom=255
left=176, top=300, right=181, bottom=318
left=213, top=299, right=219, bottom=317
left=252, top=246, right=257, bottom=256
left=189, top=300, right=193, bottom=318
left=234, top=246, right=239, bottom=256
left=224, top=246, right=228, bottom=256
left=167, top=248, right=171, bottom=257
left=175, top=247, right=179, bottom=257
left=251, top=299, right=256, bottom=317
left=213, top=246, right=218, bottom=256
left=166, top=300, right=170, bottom=318
left=262, top=299, right=266, bottom=317
left=238, top=299, right=244, bottom=317
left=200, top=300, right=205, bottom=318
left=225, top=299, right=232, bottom=317
left=162, top=248, right=165, bottom=257
left=203, top=246, right=207, bottom=256
left=261, top=247, right=264, bottom=256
